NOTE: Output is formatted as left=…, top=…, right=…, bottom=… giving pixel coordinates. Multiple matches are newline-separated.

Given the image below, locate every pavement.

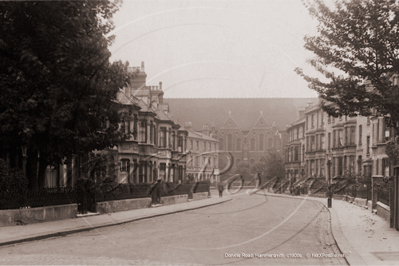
left=0, top=189, right=399, bottom=266
left=265, top=192, right=399, bottom=266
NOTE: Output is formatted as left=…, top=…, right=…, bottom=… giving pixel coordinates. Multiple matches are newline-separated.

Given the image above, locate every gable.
left=220, top=116, right=240, bottom=130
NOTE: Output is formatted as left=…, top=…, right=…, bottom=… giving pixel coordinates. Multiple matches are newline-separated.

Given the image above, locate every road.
left=0, top=191, right=347, bottom=265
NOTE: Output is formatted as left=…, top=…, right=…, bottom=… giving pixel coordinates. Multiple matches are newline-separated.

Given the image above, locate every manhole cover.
left=372, top=251, right=399, bottom=261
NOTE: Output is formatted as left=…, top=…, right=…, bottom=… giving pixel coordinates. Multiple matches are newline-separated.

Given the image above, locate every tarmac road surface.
left=0, top=191, right=347, bottom=265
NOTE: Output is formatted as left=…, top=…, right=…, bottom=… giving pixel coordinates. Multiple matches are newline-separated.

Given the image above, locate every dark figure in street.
left=217, top=181, right=224, bottom=198
left=149, top=178, right=163, bottom=206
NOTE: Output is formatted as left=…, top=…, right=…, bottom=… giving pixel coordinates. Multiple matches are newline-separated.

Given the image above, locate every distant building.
left=184, top=122, right=219, bottom=182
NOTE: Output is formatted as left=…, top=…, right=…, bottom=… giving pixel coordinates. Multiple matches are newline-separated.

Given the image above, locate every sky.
left=109, top=0, right=328, bottom=98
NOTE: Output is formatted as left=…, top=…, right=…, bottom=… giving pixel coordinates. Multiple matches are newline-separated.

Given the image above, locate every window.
left=259, top=134, right=264, bottom=151
left=366, top=136, right=370, bottom=155
left=120, top=159, right=130, bottom=172
left=219, top=138, right=224, bottom=150
left=338, top=130, right=343, bottom=147
left=350, top=127, right=355, bottom=145
left=250, top=138, right=255, bottom=151
left=321, top=134, right=325, bottom=150
left=178, top=136, right=183, bottom=152
left=328, top=133, right=331, bottom=151
left=311, top=114, right=315, bottom=128
left=333, top=130, right=336, bottom=148
left=320, top=112, right=324, bottom=125
left=150, top=122, right=154, bottom=144
left=139, top=120, right=147, bottom=143
left=299, top=126, right=303, bottom=139
left=159, top=127, right=166, bottom=148
left=311, top=136, right=315, bottom=151
left=294, top=146, right=299, bottom=161
left=358, top=125, right=362, bottom=145
left=227, top=134, right=233, bottom=151
left=236, top=138, right=241, bottom=151
left=338, top=157, right=343, bottom=176
left=382, top=158, right=390, bottom=176
left=306, top=116, right=309, bottom=130
left=377, top=119, right=380, bottom=142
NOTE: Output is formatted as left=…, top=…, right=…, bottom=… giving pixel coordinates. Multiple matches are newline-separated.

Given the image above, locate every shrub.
left=0, top=159, right=28, bottom=209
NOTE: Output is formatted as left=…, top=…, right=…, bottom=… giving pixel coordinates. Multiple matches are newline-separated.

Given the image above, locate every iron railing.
left=0, top=187, right=77, bottom=210
left=1, top=181, right=211, bottom=211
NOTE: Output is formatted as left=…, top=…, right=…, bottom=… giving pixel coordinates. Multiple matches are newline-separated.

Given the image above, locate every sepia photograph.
left=0, top=0, right=399, bottom=265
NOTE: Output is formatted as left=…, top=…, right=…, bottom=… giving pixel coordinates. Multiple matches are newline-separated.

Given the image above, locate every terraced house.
left=284, top=98, right=399, bottom=230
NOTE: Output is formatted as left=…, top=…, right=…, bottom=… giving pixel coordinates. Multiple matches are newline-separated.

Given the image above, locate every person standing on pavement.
left=217, top=181, right=224, bottom=198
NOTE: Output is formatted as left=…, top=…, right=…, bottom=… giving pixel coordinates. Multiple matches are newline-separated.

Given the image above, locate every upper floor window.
left=311, top=114, right=315, bottom=128
left=219, top=138, right=224, bottom=150
left=250, top=138, right=255, bottom=151
left=227, top=134, right=233, bottom=151
left=159, top=127, right=166, bottom=148
left=236, top=138, right=241, bottom=151
left=268, top=138, right=273, bottom=149
left=259, top=134, right=264, bottom=151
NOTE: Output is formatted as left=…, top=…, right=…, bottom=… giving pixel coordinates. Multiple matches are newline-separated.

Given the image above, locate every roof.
left=164, top=98, right=318, bottom=132
left=187, top=129, right=218, bottom=142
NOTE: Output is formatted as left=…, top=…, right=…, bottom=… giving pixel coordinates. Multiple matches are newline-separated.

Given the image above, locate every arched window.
left=227, top=134, right=233, bottom=151
left=259, top=134, right=264, bottom=151
left=236, top=138, right=241, bottom=151
left=219, top=138, right=224, bottom=150
left=250, top=138, right=255, bottom=151
left=268, top=138, right=273, bottom=149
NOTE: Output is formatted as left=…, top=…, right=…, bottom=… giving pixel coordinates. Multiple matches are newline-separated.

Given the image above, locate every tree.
left=235, top=161, right=251, bottom=181
left=250, top=162, right=267, bottom=175
left=296, top=0, right=399, bottom=129
left=264, top=148, right=285, bottom=179
left=0, top=1, right=132, bottom=189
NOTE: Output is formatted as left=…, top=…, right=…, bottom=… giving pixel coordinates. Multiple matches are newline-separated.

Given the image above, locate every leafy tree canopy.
left=264, top=148, right=285, bottom=179
left=0, top=1, right=132, bottom=164
left=296, top=0, right=399, bottom=128
left=0, top=1, right=133, bottom=188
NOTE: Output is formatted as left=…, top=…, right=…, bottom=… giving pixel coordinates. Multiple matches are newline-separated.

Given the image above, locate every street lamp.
left=326, top=154, right=333, bottom=208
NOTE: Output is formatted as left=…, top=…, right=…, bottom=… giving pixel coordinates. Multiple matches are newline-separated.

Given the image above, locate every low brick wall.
left=354, top=198, right=368, bottom=208
left=161, top=194, right=188, bottom=206
left=0, top=204, right=77, bottom=227
left=96, top=198, right=152, bottom=214
left=192, top=192, right=209, bottom=201
left=376, top=202, right=390, bottom=221
left=96, top=194, right=191, bottom=214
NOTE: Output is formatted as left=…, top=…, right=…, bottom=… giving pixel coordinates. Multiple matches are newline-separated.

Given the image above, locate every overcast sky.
left=109, top=0, right=328, bottom=98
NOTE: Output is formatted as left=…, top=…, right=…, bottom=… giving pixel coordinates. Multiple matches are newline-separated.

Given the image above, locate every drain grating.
left=372, top=251, right=399, bottom=261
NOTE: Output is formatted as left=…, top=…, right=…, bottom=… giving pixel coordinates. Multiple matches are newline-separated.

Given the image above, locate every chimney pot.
left=141, top=61, right=145, bottom=72
left=159, top=82, right=162, bottom=90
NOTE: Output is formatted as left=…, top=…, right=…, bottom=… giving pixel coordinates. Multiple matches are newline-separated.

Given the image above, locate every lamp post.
left=326, top=154, right=332, bottom=208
